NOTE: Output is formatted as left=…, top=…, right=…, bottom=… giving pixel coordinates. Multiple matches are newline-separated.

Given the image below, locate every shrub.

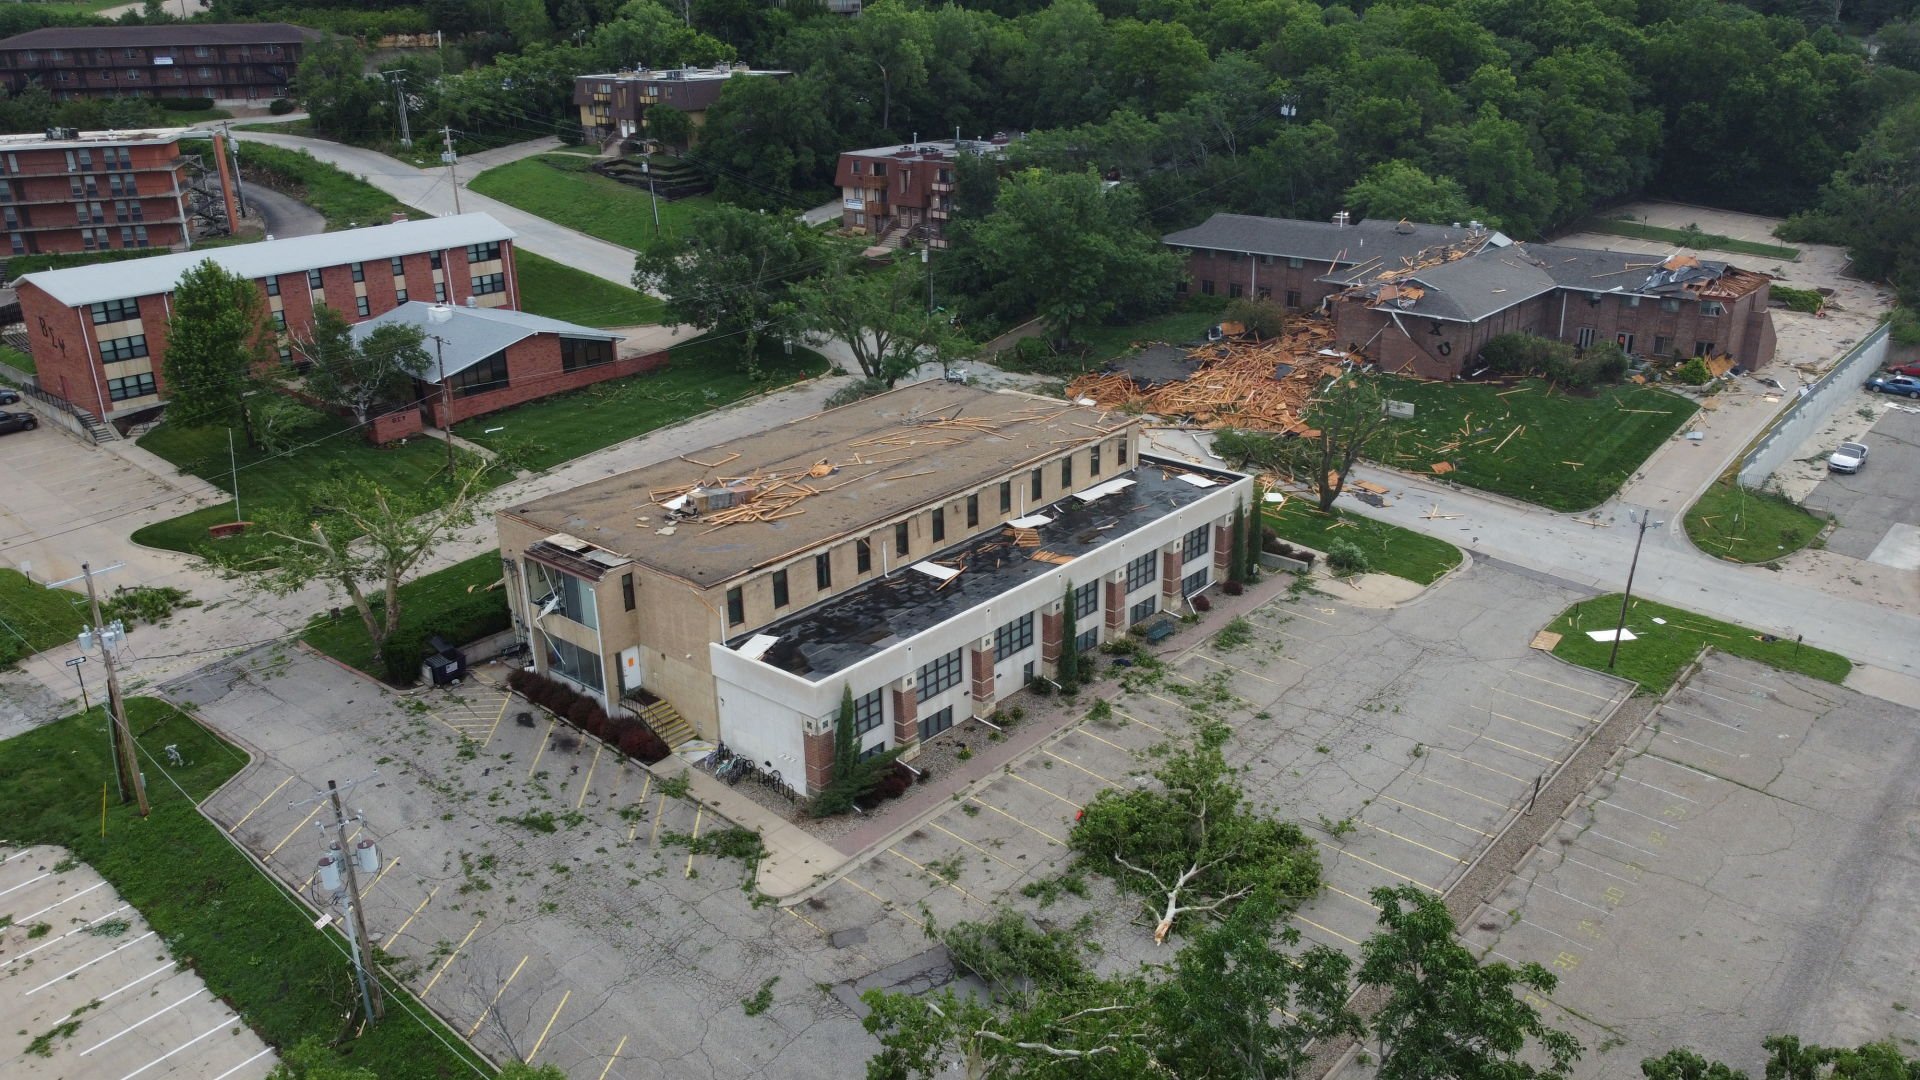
left=1673, top=356, right=1712, bottom=385
left=1192, top=594, right=1212, bottom=612
left=1221, top=296, right=1288, bottom=338
left=1325, top=539, right=1371, bottom=577
left=568, top=699, right=599, bottom=729
left=1772, top=284, right=1824, bottom=313
left=268, top=98, right=294, bottom=115
left=1222, top=580, right=1244, bottom=596
left=825, top=376, right=889, bottom=409
left=159, top=97, right=215, bottom=112
left=616, top=722, right=669, bottom=764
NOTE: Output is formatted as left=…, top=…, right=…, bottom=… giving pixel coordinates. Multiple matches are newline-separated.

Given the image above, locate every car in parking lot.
left=1890, top=361, right=1920, bottom=378
left=1828, top=440, right=1869, bottom=473
left=0, top=410, right=37, bottom=435
left=1867, top=374, right=1920, bottom=397
left=0, top=387, right=18, bottom=405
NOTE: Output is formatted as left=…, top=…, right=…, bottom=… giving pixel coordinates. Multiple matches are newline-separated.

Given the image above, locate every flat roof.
left=0, top=23, right=321, bottom=49
left=18, top=213, right=514, bottom=307
left=0, top=127, right=190, bottom=151
left=504, top=383, right=1134, bottom=585
left=575, top=66, right=787, bottom=83
left=840, top=137, right=1013, bottom=160
left=737, top=459, right=1238, bottom=679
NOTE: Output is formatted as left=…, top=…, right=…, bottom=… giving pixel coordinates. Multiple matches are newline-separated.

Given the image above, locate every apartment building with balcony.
left=0, top=23, right=318, bottom=104
left=832, top=134, right=1015, bottom=249
left=572, top=64, right=788, bottom=145
left=0, top=127, right=192, bottom=256
left=496, top=382, right=1250, bottom=796
left=16, top=212, right=517, bottom=422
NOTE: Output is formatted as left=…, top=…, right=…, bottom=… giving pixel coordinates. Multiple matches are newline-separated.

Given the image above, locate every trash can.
left=421, top=635, right=469, bottom=686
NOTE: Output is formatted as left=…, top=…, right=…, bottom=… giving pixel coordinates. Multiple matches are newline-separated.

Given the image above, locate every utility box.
left=1384, top=400, right=1416, bottom=419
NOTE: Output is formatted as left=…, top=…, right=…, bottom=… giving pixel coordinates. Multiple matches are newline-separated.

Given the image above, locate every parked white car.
left=1828, top=441, right=1869, bottom=473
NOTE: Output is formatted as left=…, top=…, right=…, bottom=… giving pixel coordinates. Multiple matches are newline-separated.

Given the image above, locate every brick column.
left=1104, top=571, right=1127, bottom=636
left=1162, top=545, right=1184, bottom=608
left=1214, top=521, right=1233, bottom=578
left=891, top=675, right=919, bottom=752
left=1040, top=598, right=1064, bottom=674
left=802, top=727, right=835, bottom=795
left=969, top=636, right=995, bottom=717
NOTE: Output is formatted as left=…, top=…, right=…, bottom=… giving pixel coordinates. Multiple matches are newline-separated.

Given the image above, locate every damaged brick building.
left=1164, top=212, right=1776, bottom=379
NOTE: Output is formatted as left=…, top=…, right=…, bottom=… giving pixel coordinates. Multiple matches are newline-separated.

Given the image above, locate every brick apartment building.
left=0, top=23, right=319, bottom=104
left=17, top=213, right=517, bottom=422
left=1164, top=212, right=1776, bottom=378
left=0, top=127, right=192, bottom=256
left=572, top=64, right=787, bottom=145
left=833, top=135, right=1013, bottom=248
left=497, top=382, right=1249, bottom=795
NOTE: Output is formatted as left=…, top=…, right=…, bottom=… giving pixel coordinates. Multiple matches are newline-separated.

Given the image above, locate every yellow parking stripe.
left=421, top=917, right=483, bottom=998
left=968, top=796, right=1064, bottom=846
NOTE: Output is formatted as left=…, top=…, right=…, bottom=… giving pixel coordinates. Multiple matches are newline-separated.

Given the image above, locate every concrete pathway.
left=242, top=184, right=324, bottom=240
left=798, top=198, right=842, bottom=226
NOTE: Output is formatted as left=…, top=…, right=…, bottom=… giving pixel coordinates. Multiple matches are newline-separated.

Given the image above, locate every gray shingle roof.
left=18, top=214, right=515, bottom=307
left=357, top=302, right=622, bottom=381
left=1162, top=213, right=1477, bottom=268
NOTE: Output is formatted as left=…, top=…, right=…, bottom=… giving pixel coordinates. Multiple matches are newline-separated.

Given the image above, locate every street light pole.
left=1608, top=511, right=1661, bottom=670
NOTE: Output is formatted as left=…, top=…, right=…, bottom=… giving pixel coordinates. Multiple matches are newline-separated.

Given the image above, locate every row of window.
left=472, top=273, right=506, bottom=296
left=107, top=370, right=154, bottom=401
left=70, top=224, right=149, bottom=252
left=447, top=350, right=510, bottom=398
left=466, top=240, right=503, bottom=264
left=62, top=173, right=143, bottom=199
left=99, top=333, right=147, bottom=362
left=1570, top=327, right=1717, bottom=358
left=17, top=44, right=286, bottom=61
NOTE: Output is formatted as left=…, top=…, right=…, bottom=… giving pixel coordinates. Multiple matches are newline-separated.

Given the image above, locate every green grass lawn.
left=1376, top=378, right=1696, bottom=512
left=163, top=107, right=233, bottom=124
left=1585, top=218, right=1800, bottom=262
left=0, top=568, right=86, bottom=667
left=465, top=335, right=830, bottom=471
left=1547, top=594, right=1850, bottom=694
left=467, top=154, right=716, bottom=250
left=0, top=698, right=489, bottom=1079
left=130, top=415, right=491, bottom=560
left=232, top=141, right=419, bottom=230
left=1261, top=499, right=1462, bottom=585
left=1684, top=481, right=1826, bottom=563
left=994, top=306, right=1223, bottom=377
left=515, top=248, right=663, bottom=327
left=301, top=551, right=510, bottom=684
left=0, top=343, right=35, bottom=375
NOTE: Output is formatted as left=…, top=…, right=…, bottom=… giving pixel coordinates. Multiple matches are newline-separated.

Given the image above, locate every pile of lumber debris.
left=1066, top=319, right=1352, bottom=435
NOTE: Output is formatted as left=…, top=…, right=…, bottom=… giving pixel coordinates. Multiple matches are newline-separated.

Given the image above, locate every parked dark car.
left=0, top=388, right=18, bottom=405
left=1866, top=374, right=1920, bottom=398
left=0, top=410, right=37, bottom=435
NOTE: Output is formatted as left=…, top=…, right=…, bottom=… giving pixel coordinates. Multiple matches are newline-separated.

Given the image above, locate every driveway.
left=1801, top=405, right=1920, bottom=567
left=243, top=184, right=324, bottom=240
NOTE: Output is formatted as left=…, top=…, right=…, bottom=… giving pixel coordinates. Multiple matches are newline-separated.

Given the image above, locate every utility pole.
left=382, top=70, right=412, bottom=148
left=315, top=779, right=384, bottom=1023
left=1608, top=510, right=1661, bottom=670
left=441, top=127, right=461, bottom=215
left=643, top=157, right=660, bottom=237
left=435, top=335, right=454, bottom=473
left=921, top=238, right=933, bottom=313
left=221, top=122, right=247, bottom=217
left=228, top=427, right=241, bottom=523
left=79, top=563, right=148, bottom=816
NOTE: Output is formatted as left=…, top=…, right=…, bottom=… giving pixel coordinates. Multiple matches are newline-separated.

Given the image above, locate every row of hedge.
left=506, top=668, right=670, bottom=765
left=381, top=586, right=512, bottom=685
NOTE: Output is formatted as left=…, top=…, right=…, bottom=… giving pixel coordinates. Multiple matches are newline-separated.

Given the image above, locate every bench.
left=1141, top=619, right=1177, bottom=645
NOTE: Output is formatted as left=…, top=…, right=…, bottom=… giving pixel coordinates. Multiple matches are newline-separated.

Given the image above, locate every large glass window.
left=919, top=705, right=954, bottom=741
left=470, top=273, right=506, bottom=296
left=560, top=337, right=613, bottom=372
left=465, top=240, right=503, bottom=263
left=89, top=296, right=139, bottom=324
left=1182, top=568, right=1210, bottom=596
left=853, top=688, right=885, bottom=735
left=726, top=587, right=744, bottom=626
left=98, top=334, right=147, bottom=363
left=1130, top=597, right=1157, bottom=625
left=1076, top=627, right=1099, bottom=653
left=107, top=371, right=155, bottom=401
left=529, top=560, right=597, bottom=630
left=1126, top=552, right=1157, bottom=592
left=1181, top=524, right=1210, bottom=562
left=815, top=552, right=831, bottom=590
left=447, top=350, right=509, bottom=398
left=543, top=633, right=602, bottom=691
left=772, top=569, right=789, bottom=608
left=918, top=648, right=963, bottom=701
left=1072, top=580, right=1098, bottom=620
left=995, top=613, right=1033, bottom=656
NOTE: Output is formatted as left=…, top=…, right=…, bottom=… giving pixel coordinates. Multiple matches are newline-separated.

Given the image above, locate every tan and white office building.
left=495, top=383, right=1250, bottom=796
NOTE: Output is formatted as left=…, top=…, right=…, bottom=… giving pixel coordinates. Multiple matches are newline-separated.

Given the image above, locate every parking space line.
left=27, top=930, right=158, bottom=995
left=1607, top=771, right=1698, bottom=803
left=1436, top=748, right=1527, bottom=783
left=1414, top=773, right=1507, bottom=808
left=1148, top=691, right=1190, bottom=711
left=1284, top=607, right=1338, bottom=627
left=1317, top=842, right=1439, bottom=892
left=1684, top=686, right=1760, bottom=712
left=1595, top=799, right=1680, bottom=830
left=598, top=1035, right=628, bottom=1080
left=4, top=904, right=132, bottom=967
left=1489, top=685, right=1598, bottom=721
left=1489, top=711, right=1575, bottom=741
left=98, top=961, right=174, bottom=1003
left=1005, top=770, right=1083, bottom=810
left=1379, top=795, right=1494, bottom=838
left=17, top=879, right=106, bottom=921
left=684, top=807, right=703, bottom=878
left=927, top=821, right=1022, bottom=870
left=840, top=876, right=925, bottom=928
left=80, top=987, right=205, bottom=1055
left=526, top=714, right=558, bottom=779
left=1705, top=668, right=1780, bottom=694
left=1663, top=705, right=1746, bottom=734
left=1073, top=727, right=1137, bottom=756
left=1114, top=708, right=1166, bottom=734
left=1561, top=855, right=1644, bottom=886
left=627, top=773, right=653, bottom=843
left=210, top=1048, right=274, bottom=1080
left=1325, top=884, right=1382, bottom=911
left=264, top=804, right=323, bottom=863
left=649, top=792, right=667, bottom=848
left=482, top=692, right=513, bottom=748
left=227, top=774, right=293, bottom=833
left=1586, top=830, right=1663, bottom=859
left=3, top=846, right=35, bottom=862
left=0, top=870, right=50, bottom=898
left=1659, top=730, right=1736, bottom=757
left=527, top=988, right=571, bottom=1063
left=1193, top=651, right=1290, bottom=681
left=383, top=885, right=438, bottom=950
left=1510, top=668, right=1615, bottom=701
left=1292, top=913, right=1359, bottom=946
left=1638, top=752, right=1727, bottom=784
left=420, top=916, right=483, bottom=998
left=117, top=1020, right=231, bottom=1080
left=1363, top=822, right=1464, bottom=863
left=1448, top=725, right=1558, bottom=765
left=782, top=905, right=829, bottom=937
left=467, top=954, right=528, bottom=1037
left=1042, top=748, right=1119, bottom=786
left=362, top=856, right=402, bottom=897
left=1526, top=878, right=1610, bottom=913
left=575, top=742, right=604, bottom=809
left=1518, top=916, right=1581, bottom=947
left=967, top=796, right=1064, bottom=845
left=888, top=849, right=993, bottom=909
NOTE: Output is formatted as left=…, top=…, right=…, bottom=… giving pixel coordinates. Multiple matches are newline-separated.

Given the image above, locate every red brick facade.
left=365, top=408, right=423, bottom=445
left=424, top=340, right=670, bottom=429
left=1179, top=249, right=1337, bottom=310
left=1161, top=549, right=1184, bottom=608
left=0, top=137, right=191, bottom=255
left=890, top=683, right=918, bottom=752
left=1103, top=576, right=1127, bottom=636
left=803, top=727, right=836, bottom=792
left=0, top=24, right=313, bottom=103
left=969, top=641, right=994, bottom=715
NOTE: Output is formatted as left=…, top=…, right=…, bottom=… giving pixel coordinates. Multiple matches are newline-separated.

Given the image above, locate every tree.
left=787, top=254, right=969, bottom=387
left=1056, top=581, right=1081, bottom=690
left=1344, top=160, right=1480, bottom=226
left=292, top=306, right=432, bottom=427
left=1358, top=884, right=1581, bottom=1080
left=266, top=1037, right=377, bottom=1080
left=646, top=104, right=692, bottom=150
left=293, top=37, right=386, bottom=140
left=239, top=467, right=489, bottom=664
left=967, top=168, right=1182, bottom=346
left=1242, top=485, right=1265, bottom=582
left=1799, top=96, right=1920, bottom=304
left=1640, top=1048, right=1751, bottom=1080
left=690, top=74, right=839, bottom=208
left=632, top=205, right=824, bottom=373
left=832, top=685, right=858, bottom=786
left=162, top=259, right=276, bottom=446
left=1069, top=721, right=1320, bottom=943
left=1228, top=501, right=1248, bottom=585
left=1284, top=370, right=1400, bottom=512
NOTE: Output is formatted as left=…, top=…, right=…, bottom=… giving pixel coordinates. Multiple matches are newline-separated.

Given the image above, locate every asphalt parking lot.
left=1803, top=403, right=1920, bottom=569
left=1461, top=654, right=1920, bottom=1075
left=0, top=845, right=275, bottom=1080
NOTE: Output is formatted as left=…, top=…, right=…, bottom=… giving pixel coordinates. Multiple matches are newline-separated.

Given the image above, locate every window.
left=471, top=273, right=506, bottom=296
left=271, top=310, right=286, bottom=330
left=307, top=268, right=323, bottom=290
left=996, top=613, right=1033, bottom=656
left=1229, top=282, right=1244, bottom=298
left=349, top=261, right=365, bottom=283
left=1182, top=567, right=1210, bottom=596
left=918, top=649, right=962, bottom=701
left=856, top=539, right=872, bottom=573
left=390, top=256, right=404, bottom=276
left=530, top=561, right=597, bottom=629
left=1653, top=335, right=1672, bottom=357
left=1616, top=332, right=1635, bottom=353
left=894, top=521, right=909, bottom=557
left=89, top=296, right=139, bottom=324
left=999, top=480, right=1012, bottom=513
left=1701, top=301, right=1724, bottom=317
left=194, top=45, right=208, bottom=57
left=8, top=233, right=21, bottom=256
left=621, top=572, right=635, bottom=611
left=1117, top=439, right=1127, bottom=465
left=560, top=337, right=613, bottom=372
left=1660, top=298, right=1681, bottom=313
left=1090, top=444, right=1101, bottom=476
left=542, top=634, right=602, bottom=691
left=726, top=586, right=744, bottom=626
left=931, top=508, right=945, bottom=542
left=771, top=569, right=790, bottom=608
left=1626, top=295, right=1642, bottom=308
left=1575, top=326, right=1595, bottom=349
left=1181, top=524, right=1210, bottom=562
left=1176, top=280, right=1189, bottom=295
left=1228, top=250, right=1243, bottom=262
left=1131, top=597, right=1157, bottom=625
left=1076, top=627, right=1099, bottom=653
left=395, top=289, right=408, bottom=304
left=107, top=371, right=155, bottom=401
left=98, top=334, right=148, bottom=363
left=132, top=225, right=148, bottom=248
left=265, top=277, right=280, bottom=297
left=918, top=705, right=954, bottom=741
left=429, top=251, right=443, bottom=270
left=1201, top=279, right=1215, bottom=296
left=1072, top=580, right=1097, bottom=620
left=1287, top=256, right=1305, bottom=269
left=465, top=240, right=502, bottom=263
left=850, top=161, right=864, bottom=175
left=815, top=552, right=832, bottom=590
left=355, top=296, right=370, bottom=317
left=1031, top=468, right=1042, bottom=501
left=1126, top=551, right=1157, bottom=592
left=446, top=349, right=509, bottom=397
left=434, top=282, right=447, bottom=302
left=1694, top=341, right=1716, bottom=357
left=853, top=688, right=885, bottom=735
left=872, top=162, right=886, bottom=177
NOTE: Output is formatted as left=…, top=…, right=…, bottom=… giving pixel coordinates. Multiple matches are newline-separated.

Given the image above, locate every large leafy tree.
left=1343, top=160, right=1480, bottom=227
left=292, top=306, right=431, bottom=427
left=1642, top=1036, right=1920, bottom=1079
left=787, top=253, right=969, bottom=386
left=292, top=37, right=387, bottom=140
left=689, top=74, right=839, bottom=209
left=162, top=259, right=278, bottom=446
left=633, top=205, right=824, bottom=371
